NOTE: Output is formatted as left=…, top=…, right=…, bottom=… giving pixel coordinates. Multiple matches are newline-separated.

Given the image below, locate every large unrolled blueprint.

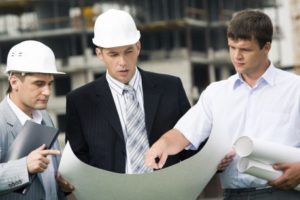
left=234, top=136, right=300, bottom=190
left=58, top=123, right=233, bottom=200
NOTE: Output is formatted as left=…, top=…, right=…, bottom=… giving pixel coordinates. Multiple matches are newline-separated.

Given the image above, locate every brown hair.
left=227, top=10, right=273, bottom=49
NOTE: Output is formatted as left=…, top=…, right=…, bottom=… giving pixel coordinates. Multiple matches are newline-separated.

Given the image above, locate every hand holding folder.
left=4, top=120, right=60, bottom=194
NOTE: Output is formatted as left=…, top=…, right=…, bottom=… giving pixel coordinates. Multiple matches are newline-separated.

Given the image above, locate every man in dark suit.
left=65, top=9, right=192, bottom=174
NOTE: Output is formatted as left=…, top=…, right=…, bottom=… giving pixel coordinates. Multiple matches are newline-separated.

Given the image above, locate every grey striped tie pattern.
left=123, top=85, right=152, bottom=174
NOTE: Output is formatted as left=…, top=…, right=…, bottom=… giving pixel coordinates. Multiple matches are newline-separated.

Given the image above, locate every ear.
left=9, top=75, right=20, bottom=92
left=136, top=41, right=141, bottom=56
left=263, top=42, right=271, bottom=53
left=95, top=47, right=104, bottom=60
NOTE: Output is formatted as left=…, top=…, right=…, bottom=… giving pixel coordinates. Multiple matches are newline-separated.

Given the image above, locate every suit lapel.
left=140, top=70, right=162, bottom=136
left=94, top=76, right=124, bottom=141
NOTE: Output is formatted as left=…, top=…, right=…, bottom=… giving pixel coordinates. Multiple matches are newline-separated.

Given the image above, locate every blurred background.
left=0, top=0, right=299, bottom=199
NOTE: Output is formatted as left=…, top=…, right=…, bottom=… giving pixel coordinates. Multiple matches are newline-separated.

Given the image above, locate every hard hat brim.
left=92, top=31, right=140, bottom=48
left=5, top=69, right=66, bottom=75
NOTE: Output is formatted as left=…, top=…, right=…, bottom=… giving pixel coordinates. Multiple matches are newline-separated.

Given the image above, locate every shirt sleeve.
left=174, top=88, right=213, bottom=150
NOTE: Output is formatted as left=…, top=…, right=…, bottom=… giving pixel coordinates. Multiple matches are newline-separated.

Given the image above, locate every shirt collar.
left=232, top=62, right=276, bottom=90
left=6, top=95, right=43, bottom=125
left=106, top=67, right=141, bottom=95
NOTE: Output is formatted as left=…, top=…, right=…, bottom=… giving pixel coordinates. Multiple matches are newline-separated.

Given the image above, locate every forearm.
left=160, top=128, right=190, bottom=155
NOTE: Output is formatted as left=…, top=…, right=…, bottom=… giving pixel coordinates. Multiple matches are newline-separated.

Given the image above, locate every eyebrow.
left=107, top=46, right=134, bottom=54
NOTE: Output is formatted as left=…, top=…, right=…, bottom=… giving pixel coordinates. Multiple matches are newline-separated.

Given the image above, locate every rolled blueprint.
left=234, top=136, right=300, bottom=164
left=235, top=136, right=300, bottom=191
left=238, top=157, right=300, bottom=191
left=238, top=157, right=281, bottom=180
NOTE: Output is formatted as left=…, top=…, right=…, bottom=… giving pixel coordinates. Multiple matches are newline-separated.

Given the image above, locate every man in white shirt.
left=0, top=40, right=73, bottom=200
left=145, top=9, right=300, bottom=199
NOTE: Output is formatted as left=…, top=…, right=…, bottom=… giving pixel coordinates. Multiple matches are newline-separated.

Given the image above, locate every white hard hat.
left=5, top=40, right=65, bottom=74
left=92, top=9, right=140, bottom=48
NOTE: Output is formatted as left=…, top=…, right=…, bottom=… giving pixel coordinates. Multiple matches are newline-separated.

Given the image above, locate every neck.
left=242, top=60, right=270, bottom=87
left=9, top=93, right=33, bottom=118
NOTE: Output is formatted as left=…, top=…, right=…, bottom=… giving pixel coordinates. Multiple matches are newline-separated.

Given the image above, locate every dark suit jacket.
left=66, top=69, right=192, bottom=173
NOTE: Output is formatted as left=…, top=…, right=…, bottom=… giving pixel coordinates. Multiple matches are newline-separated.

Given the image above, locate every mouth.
left=118, top=69, right=130, bottom=76
left=38, top=99, right=48, bottom=104
left=235, top=62, right=245, bottom=67
left=119, top=69, right=129, bottom=72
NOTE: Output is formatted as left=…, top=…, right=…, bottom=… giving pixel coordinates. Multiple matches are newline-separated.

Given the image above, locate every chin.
left=35, top=105, right=48, bottom=110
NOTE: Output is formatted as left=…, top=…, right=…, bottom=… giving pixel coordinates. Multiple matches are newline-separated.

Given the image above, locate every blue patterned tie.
left=123, top=85, right=152, bottom=173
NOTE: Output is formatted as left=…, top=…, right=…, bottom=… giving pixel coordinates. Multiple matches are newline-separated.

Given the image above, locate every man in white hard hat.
left=0, top=40, right=74, bottom=200
left=65, top=9, right=195, bottom=174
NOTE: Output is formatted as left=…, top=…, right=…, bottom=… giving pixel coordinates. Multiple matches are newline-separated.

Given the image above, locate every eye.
left=241, top=48, right=251, bottom=52
left=34, top=81, right=46, bottom=87
left=125, top=49, right=133, bottom=54
left=108, top=53, right=118, bottom=57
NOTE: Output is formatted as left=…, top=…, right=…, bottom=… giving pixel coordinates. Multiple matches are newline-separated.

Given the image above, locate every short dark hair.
left=227, top=10, right=273, bottom=49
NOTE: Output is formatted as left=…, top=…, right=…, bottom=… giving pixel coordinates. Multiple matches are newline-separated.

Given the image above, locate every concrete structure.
left=0, top=0, right=283, bottom=131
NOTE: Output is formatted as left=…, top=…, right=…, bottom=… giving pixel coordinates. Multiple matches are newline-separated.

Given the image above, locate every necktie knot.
left=123, top=85, right=135, bottom=95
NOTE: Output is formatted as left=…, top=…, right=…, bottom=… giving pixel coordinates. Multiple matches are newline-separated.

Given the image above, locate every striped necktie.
left=123, top=85, right=152, bottom=174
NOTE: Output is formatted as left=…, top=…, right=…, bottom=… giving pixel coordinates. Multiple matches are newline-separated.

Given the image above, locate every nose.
left=42, top=85, right=51, bottom=96
left=234, top=50, right=243, bottom=60
left=118, top=55, right=126, bottom=67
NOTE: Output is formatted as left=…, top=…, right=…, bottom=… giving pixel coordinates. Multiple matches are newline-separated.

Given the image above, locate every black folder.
left=4, top=120, right=60, bottom=162
left=4, top=120, right=60, bottom=194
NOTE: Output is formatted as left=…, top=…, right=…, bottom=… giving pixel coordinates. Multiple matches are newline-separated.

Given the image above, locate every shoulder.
left=206, top=76, right=234, bottom=92
left=274, top=68, right=300, bottom=87
left=0, top=98, right=15, bottom=124
left=276, top=67, right=300, bottom=80
left=67, top=76, right=106, bottom=98
left=0, top=99, right=7, bottom=124
left=0, top=97, right=8, bottom=111
left=139, top=69, right=182, bottom=85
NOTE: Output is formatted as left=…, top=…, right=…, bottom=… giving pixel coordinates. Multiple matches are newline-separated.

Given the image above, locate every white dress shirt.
left=106, top=68, right=145, bottom=174
left=175, top=63, right=300, bottom=189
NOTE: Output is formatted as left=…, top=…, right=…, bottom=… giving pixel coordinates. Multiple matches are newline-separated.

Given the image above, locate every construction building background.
left=0, top=0, right=299, bottom=199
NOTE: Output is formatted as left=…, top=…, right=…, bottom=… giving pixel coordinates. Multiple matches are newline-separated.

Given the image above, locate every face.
left=9, top=73, right=54, bottom=116
left=95, top=42, right=141, bottom=84
left=228, top=38, right=271, bottom=84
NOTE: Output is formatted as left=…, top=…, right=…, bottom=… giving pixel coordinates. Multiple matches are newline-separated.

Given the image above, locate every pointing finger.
left=41, top=149, right=60, bottom=156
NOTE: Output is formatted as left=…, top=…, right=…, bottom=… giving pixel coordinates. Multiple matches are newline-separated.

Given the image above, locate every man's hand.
left=26, top=144, right=60, bottom=174
left=217, top=148, right=236, bottom=171
left=268, top=162, right=300, bottom=190
left=145, top=139, right=169, bottom=170
left=56, top=172, right=75, bottom=193
left=145, top=129, right=190, bottom=170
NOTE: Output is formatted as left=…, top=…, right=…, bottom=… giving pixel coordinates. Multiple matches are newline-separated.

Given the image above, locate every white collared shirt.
left=7, top=95, right=43, bottom=125
left=106, top=68, right=145, bottom=174
left=175, top=63, right=300, bottom=188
